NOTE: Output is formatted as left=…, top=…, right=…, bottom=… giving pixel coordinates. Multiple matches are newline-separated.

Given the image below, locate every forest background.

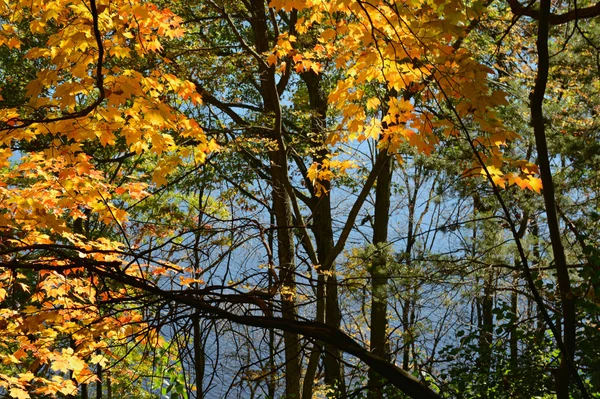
left=0, top=0, right=598, bottom=398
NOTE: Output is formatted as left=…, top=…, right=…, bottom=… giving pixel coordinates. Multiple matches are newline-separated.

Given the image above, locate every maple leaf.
left=267, top=53, right=278, bottom=66
left=490, top=90, right=509, bottom=106
left=12, top=349, right=27, bottom=361
left=152, top=168, right=168, bottom=187
left=269, top=0, right=312, bottom=11
left=7, top=37, right=21, bottom=49
left=366, top=97, right=380, bottom=110
left=108, top=46, right=131, bottom=59
left=492, top=175, right=506, bottom=188
left=528, top=177, right=543, bottom=193
left=17, top=373, right=34, bottom=383
left=9, top=388, right=29, bottom=399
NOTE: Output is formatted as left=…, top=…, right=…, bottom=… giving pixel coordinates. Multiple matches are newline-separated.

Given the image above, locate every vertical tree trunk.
left=401, top=171, right=420, bottom=372
left=410, top=291, right=418, bottom=371
left=479, top=275, right=494, bottom=391
left=530, top=1, right=576, bottom=397
left=268, top=212, right=277, bottom=399
left=268, top=102, right=301, bottom=399
left=193, top=314, right=205, bottom=399
left=247, top=2, right=301, bottom=396
left=367, top=150, right=393, bottom=399
left=509, top=272, right=519, bottom=371
left=95, top=364, right=102, bottom=399
left=402, top=298, right=410, bottom=371
left=301, top=70, right=346, bottom=397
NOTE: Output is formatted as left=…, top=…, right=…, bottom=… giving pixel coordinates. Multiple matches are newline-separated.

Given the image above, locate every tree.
left=0, top=0, right=599, bottom=398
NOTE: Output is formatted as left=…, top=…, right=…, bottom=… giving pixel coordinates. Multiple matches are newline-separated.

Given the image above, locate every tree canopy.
left=0, top=0, right=599, bottom=398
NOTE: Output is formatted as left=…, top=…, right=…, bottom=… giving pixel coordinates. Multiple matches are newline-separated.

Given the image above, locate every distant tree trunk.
left=410, top=289, right=418, bottom=371
left=479, top=275, right=494, bottom=387
left=402, top=297, right=410, bottom=371
left=367, top=149, right=393, bottom=399
left=268, top=212, right=277, bottom=399
left=246, top=1, right=302, bottom=396
left=509, top=272, right=519, bottom=371
left=193, top=314, right=205, bottom=399
left=471, top=197, right=494, bottom=395
left=401, top=167, right=420, bottom=371
left=268, top=89, right=301, bottom=399
left=301, top=68, right=345, bottom=398
left=96, top=364, right=102, bottom=399
left=530, top=1, right=576, bottom=396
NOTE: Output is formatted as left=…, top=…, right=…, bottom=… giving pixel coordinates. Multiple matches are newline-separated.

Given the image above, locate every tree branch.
left=507, top=0, right=600, bottom=25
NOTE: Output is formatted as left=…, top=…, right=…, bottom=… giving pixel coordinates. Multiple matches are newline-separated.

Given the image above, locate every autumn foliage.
left=0, top=0, right=210, bottom=395
left=0, top=0, right=596, bottom=398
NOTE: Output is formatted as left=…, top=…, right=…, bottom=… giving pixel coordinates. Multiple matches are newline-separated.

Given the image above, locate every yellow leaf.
left=152, top=168, right=168, bottom=187
left=366, top=97, right=380, bottom=110
left=89, top=353, right=107, bottom=366
left=267, top=53, right=278, bottom=66
left=3, top=354, right=21, bottom=364
left=306, top=162, right=319, bottom=182
left=109, top=46, right=131, bottom=59
left=9, top=388, right=29, bottom=399
left=17, top=372, right=34, bottom=383
left=528, top=177, right=543, bottom=193
left=51, top=357, right=70, bottom=373
left=30, top=20, right=46, bottom=34
left=492, top=175, right=506, bottom=188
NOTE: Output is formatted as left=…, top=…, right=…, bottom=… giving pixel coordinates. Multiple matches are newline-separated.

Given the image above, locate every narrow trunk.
left=247, top=2, right=301, bottom=396
left=96, top=364, right=102, bottom=399
left=270, top=141, right=301, bottom=399
left=399, top=163, right=422, bottom=372
left=366, top=150, right=393, bottom=399
left=509, top=272, right=519, bottom=371
left=402, top=299, right=410, bottom=370
left=531, top=221, right=546, bottom=344
left=479, top=276, right=494, bottom=385
left=193, top=314, right=205, bottom=399
left=268, top=212, right=277, bottom=399
left=530, top=2, right=576, bottom=396
left=410, top=293, right=418, bottom=371
left=301, top=70, right=345, bottom=398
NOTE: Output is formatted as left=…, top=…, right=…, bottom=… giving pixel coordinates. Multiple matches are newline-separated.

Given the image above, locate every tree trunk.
left=269, top=103, right=301, bottom=399
left=479, top=275, right=494, bottom=391
left=530, top=1, right=576, bottom=396
left=301, top=69, right=346, bottom=398
left=106, top=373, right=111, bottom=399
left=402, top=298, right=410, bottom=371
left=509, top=272, right=518, bottom=371
left=96, top=364, right=102, bottom=399
left=367, top=150, right=393, bottom=399
left=247, top=2, right=302, bottom=396
left=268, top=212, right=277, bottom=399
left=193, top=314, right=205, bottom=399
